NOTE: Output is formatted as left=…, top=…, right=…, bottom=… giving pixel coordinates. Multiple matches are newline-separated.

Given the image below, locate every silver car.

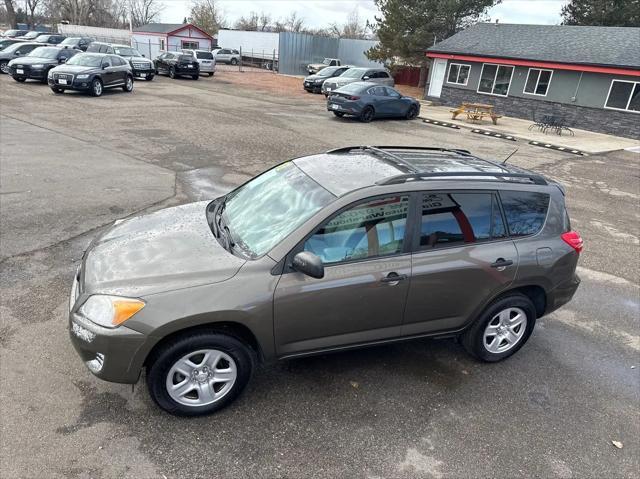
left=182, top=49, right=216, bottom=76
left=322, top=67, right=394, bottom=96
left=213, top=48, right=240, bottom=65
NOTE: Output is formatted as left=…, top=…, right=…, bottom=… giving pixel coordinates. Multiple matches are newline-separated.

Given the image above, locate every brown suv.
left=68, top=146, right=582, bottom=416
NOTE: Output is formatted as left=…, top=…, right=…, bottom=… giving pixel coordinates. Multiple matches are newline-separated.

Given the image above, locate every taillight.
left=561, top=231, right=583, bottom=253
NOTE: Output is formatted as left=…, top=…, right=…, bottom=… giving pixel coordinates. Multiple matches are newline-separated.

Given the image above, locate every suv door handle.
left=490, top=258, right=514, bottom=268
left=380, top=272, right=408, bottom=283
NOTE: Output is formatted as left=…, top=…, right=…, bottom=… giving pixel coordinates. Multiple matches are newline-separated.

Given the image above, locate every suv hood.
left=82, top=202, right=245, bottom=297
left=51, top=64, right=96, bottom=74
left=9, top=56, right=56, bottom=65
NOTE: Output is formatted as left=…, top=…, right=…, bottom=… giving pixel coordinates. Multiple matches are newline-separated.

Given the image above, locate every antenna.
left=502, top=148, right=518, bottom=165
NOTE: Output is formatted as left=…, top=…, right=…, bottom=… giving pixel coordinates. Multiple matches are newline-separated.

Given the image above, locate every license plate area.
left=58, top=78, right=68, bottom=85
left=16, top=69, right=24, bottom=74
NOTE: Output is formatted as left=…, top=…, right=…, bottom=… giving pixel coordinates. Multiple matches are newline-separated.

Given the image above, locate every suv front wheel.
left=146, top=331, right=254, bottom=416
left=461, top=293, right=536, bottom=362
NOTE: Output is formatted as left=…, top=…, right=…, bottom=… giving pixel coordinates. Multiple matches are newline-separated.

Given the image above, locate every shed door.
left=428, top=58, right=447, bottom=98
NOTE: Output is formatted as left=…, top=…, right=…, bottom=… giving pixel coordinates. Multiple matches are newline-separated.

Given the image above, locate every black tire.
left=360, top=106, right=375, bottom=123
left=13, top=76, right=26, bottom=83
left=333, top=111, right=345, bottom=117
left=0, top=61, right=8, bottom=74
left=123, top=75, right=134, bottom=92
left=90, top=78, right=103, bottom=97
left=51, top=87, right=64, bottom=94
left=461, top=293, right=537, bottom=362
left=169, top=67, right=176, bottom=79
left=406, top=105, right=419, bottom=120
left=145, top=75, right=154, bottom=81
left=230, top=58, right=238, bottom=65
left=207, top=72, right=214, bottom=77
left=192, top=74, right=199, bottom=80
left=146, top=331, right=254, bottom=417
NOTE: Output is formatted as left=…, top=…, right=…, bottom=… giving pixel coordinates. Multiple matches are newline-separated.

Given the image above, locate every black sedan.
left=303, top=65, right=350, bottom=93
left=154, top=52, right=199, bottom=80
left=48, top=53, right=133, bottom=97
left=8, top=46, right=79, bottom=82
left=0, top=42, right=41, bottom=73
left=327, top=82, right=420, bottom=123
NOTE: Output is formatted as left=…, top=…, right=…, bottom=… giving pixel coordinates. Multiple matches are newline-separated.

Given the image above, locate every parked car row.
left=302, top=64, right=420, bottom=122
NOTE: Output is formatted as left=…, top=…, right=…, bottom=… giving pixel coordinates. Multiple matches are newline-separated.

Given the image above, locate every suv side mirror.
left=59, top=57, right=66, bottom=63
left=292, top=251, right=324, bottom=279
left=101, top=62, right=109, bottom=69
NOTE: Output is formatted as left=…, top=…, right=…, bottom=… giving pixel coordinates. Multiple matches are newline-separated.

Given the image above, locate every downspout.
left=571, top=71, right=583, bottom=102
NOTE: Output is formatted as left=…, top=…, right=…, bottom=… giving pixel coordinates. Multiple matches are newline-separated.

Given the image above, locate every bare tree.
left=273, top=11, right=305, bottom=32
left=4, top=0, right=17, bottom=27
left=129, top=0, right=161, bottom=27
left=257, top=11, right=270, bottom=31
left=189, top=0, right=225, bottom=35
left=25, top=0, right=43, bottom=27
left=329, top=8, right=369, bottom=39
left=234, top=11, right=259, bottom=30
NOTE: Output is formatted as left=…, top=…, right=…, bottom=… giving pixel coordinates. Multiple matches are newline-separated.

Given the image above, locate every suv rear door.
left=274, top=194, right=414, bottom=357
left=402, top=190, right=518, bottom=336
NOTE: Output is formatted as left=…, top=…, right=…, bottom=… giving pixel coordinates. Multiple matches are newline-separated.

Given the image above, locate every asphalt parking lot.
left=1, top=72, right=638, bottom=479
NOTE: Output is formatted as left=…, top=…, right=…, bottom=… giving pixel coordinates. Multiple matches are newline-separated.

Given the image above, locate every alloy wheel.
left=165, top=349, right=237, bottom=407
left=0, top=62, right=8, bottom=74
left=92, top=80, right=102, bottom=96
left=483, top=307, right=528, bottom=354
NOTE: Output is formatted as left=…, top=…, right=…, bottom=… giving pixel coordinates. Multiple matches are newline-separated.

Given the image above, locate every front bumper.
left=10, top=65, right=47, bottom=80
left=132, top=68, right=155, bottom=78
left=68, top=272, right=148, bottom=384
left=304, top=80, right=323, bottom=91
left=48, top=73, right=93, bottom=91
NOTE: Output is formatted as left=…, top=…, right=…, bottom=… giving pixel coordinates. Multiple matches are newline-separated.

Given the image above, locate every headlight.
left=76, top=74, right=90, bottom=79
left=31, top=64, right=44, bottom=69
left=48, top=70, right=54, bottom=78
left=79, top=295, right=145, bottom=328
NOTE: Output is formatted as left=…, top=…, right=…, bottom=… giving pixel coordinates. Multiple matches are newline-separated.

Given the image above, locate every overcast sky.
left=160, top=0, right=567, bottom=29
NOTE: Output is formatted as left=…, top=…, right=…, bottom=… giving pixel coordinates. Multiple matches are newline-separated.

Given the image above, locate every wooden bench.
left=450, top=102, right=502, bottom=125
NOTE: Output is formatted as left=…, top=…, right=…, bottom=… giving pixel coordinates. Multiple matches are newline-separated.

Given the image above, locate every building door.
left=428, top=58, right=447, bottom=98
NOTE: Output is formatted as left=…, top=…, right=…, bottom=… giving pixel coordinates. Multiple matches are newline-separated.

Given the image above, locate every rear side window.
left=419, top=192, right=506, bottom=250
left=500, top=191, right=550, bottom=237
left=196, top=51, right=213, bottom=59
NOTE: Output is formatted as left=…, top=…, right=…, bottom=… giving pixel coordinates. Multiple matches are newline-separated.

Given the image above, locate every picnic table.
left=450, top=102, right=502, bottom=125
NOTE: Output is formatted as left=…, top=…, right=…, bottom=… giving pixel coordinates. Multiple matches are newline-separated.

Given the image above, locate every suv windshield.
left=113, top=46, right=140, bottom=56
left=340, top=68, right=366, bottom=78
left=66, top=54, right=102, bottom=67
left=213, top=162, right=335, bottom=258
left=28, top=47, right=59, bottom=59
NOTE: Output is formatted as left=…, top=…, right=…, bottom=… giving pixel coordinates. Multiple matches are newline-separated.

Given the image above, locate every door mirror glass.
left=101, top=62, right=109, bottom=69
left=292, top=251, right=324, bottom=279
left=362, top=76, right=370, bottom=80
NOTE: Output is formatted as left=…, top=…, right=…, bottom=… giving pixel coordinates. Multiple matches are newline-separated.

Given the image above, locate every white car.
left=182, top=49, right=216, bottom=76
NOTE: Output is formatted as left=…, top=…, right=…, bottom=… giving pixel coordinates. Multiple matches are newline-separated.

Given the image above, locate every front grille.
left=132, top=62, right=151, bottom=70
left=53, top=72, right=74, bottom=82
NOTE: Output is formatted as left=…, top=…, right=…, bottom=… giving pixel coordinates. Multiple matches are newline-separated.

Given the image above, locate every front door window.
left=304, top=195, right=410, bottom=264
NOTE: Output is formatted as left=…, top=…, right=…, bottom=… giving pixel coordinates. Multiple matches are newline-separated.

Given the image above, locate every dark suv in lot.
left=86, top=42, right=155, bottom=80
left=68, top=146, right=582, bottom=416
left=48, top=52, right=133, bottom=96
left=154, top=51, right=200, bottom=79
left=9, top=46, right=79, bottom=82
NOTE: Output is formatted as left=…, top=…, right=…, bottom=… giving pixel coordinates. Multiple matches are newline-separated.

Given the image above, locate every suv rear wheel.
left=461, top=293, right=536, bottom=362
left=146, top=332, right=254, bottom=416
left=123, top=75, right=133, bottom=92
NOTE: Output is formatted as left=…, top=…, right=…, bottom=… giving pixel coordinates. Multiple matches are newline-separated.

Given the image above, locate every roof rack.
left=377, top=172, right=548, bottom=186
left=327, top=145, right=473, bottom=156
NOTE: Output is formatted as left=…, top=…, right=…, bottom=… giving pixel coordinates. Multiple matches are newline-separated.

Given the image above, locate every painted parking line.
left=422, top=118, right=460, bottom=129
left=470, top=128, right=517, bottom=141
left=529, top=141, right=588, bottom=156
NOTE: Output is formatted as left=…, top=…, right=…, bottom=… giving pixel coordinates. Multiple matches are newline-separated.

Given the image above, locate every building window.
left=447, top=63, right=470, bottom=85
left=477, top=63, right=514, bottom=96
left=605, top=80, right=640, bottom=112
left=524, top=68, right=553, bottom=96
left=160, top=39, right=165, bottom=50
left=182, top=40, right=199, bottom=49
